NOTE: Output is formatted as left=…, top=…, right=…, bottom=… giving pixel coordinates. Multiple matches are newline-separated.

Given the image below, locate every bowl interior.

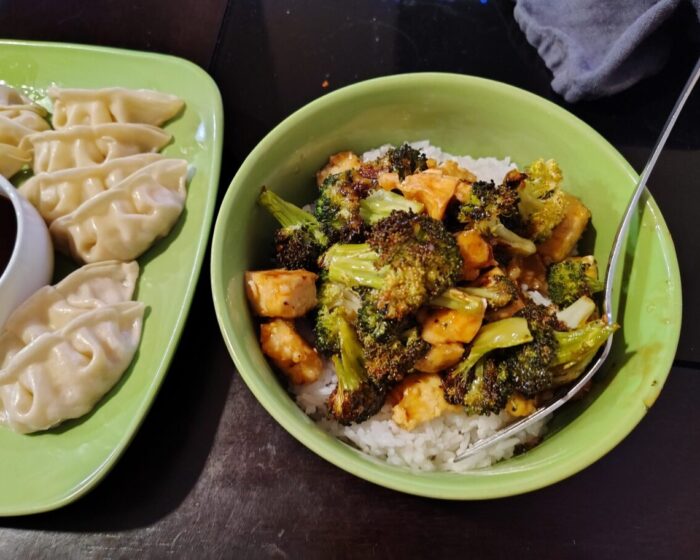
left=211, top=74, right=681, bottom=499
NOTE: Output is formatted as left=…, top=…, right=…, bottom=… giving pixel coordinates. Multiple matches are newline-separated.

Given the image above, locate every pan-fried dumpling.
left=50, top=159, right=188, bottom=263
left=0, top=261, right=139, bottom=367
left=49, top=86, right=184, bottom=128
left=0, top=143, right=31, bottom=178
left=19, top=153, right=163, bottom=223
left=19, top=123, right=172, bottom=173
left=0, top=301, right=145, bottom=433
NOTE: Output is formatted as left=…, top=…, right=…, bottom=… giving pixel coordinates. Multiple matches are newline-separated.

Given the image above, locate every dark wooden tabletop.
left=1, top=1, right=699, bottom=558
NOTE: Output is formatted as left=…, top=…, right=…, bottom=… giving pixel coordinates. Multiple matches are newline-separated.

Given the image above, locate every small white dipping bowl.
left=0, top=175, right=53, bottom=328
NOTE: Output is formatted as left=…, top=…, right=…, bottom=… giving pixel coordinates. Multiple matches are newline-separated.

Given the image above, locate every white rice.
left=361, top=140, right=517, bottom=184
left=293, top=142, right=548, bottom=473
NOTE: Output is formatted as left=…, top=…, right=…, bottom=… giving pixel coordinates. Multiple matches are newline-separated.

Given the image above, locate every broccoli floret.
left=551, top=319, right=618, bottom=369
left=314, top=274, right=362, bottom=355
left=503, top=325, right=557, bottom=396
left=462, top=271, right=519, bottom=309
left=328, top=318, right=386, bottom=425
left=359, top=189, right=424, bottom=224
left=430, top=287, right=485, bottom=314
left=363, top=326, right=430, bottom=386
left=442, top=317, right=533, bottom=408
left=457, top=180, right=536, bottom=256
left=321, top=211, right=462, bottom=320
left=460, top=358, right=512, bottom=416
left=518, top=159, right=567, bottom=242
left=315, top=170, right=370, bottom=243
left=384, top=143, right=428, bottom=179
left=547, top=256, right=603, bottom=307
left=355, top=292, right=405, bottom=344
left=501, top=304, right=615, bottom=396
left=258, top=187, right=328, bottom=270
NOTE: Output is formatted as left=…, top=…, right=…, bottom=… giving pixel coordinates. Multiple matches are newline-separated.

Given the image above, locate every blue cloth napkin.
left=513, top=0, right=700, bottom=102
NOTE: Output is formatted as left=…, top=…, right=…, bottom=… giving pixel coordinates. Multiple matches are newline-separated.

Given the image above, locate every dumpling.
left=50, top=159, right=188, bottom=263
left=19, top=153, right=163, bottom=223
left=0, top=261, right=139, bottom=367
left=0, top=84, right=31, bottom=107
left=0, top=85, right=49, bottom=132
left=0, top=106, right=46, bottom=178
left=0, top=108, right=50, bottom=132
left=0, top=84, right=45, bottom=111
left=19, top=123, right=172, bottom=173
left=0, top=114, right=41, bottom=145
left=0, top=301, right=145, bottom=433
left=49, top=87, right=184, bottom=128
left=0, top=143, right=31, bottom=178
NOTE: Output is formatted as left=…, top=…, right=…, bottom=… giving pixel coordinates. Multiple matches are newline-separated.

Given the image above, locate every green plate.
left=0, top=40, right=223, bottom=515
left=211, top=73, right=681, bottom=499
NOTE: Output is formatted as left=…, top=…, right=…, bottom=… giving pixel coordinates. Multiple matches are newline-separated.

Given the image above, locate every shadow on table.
left=1, top=264, right=233, bottom=531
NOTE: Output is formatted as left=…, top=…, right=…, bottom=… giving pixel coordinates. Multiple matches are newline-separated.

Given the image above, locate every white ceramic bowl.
left=0, top=175, right=53, bottom=327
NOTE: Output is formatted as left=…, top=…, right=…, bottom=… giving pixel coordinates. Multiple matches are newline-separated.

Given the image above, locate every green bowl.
left=211, top=73, right=681, bottom=499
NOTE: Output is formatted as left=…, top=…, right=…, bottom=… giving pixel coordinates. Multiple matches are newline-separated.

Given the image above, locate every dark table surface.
left=2, top=1, right=699, bottom=558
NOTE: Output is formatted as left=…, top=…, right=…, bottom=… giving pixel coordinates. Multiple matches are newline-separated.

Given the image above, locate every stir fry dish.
left=245, top=144, right=618, bottom=434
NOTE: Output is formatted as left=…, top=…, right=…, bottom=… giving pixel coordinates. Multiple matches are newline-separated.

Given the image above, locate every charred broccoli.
left=547, top=256, right=603, bottom=307
left=359, top=189, right=424, bottom=224
left=430, top=287, right=485, bottom=314
left=518, top=159, right=567, bottom=242
left=314, top=170, right=370, bottom=243
left=258, top=187, right=328, bottom=270
left=460, top=358, right=512, bottom=416
left=383, top=143, right=428, bottom=179
left=551, top=319, right=618, bottom=369
left=442, top=317, right=533, bottom=409
left=503, top=304, right=615, bottom=396
left=363, top=326, right=430, bottom=385
left=355, top=292, right=405, bottom=344
left=328, top=317, right=386, bottom=425
left=462, top=270, right=519, bottom=309
left=314, top=273, right=362, bottom=355
left=457, top=180, right=536, bottom=255
left=322, top=211, right=462, bottom=319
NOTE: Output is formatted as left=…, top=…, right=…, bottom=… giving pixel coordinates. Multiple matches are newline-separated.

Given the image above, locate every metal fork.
left=455, top=57, right=700, bottom=462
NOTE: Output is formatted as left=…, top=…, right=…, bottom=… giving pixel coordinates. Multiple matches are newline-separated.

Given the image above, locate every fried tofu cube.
left=316, top=151, right=361, bottom=186
left=260, top=319, right=322, bottom=384
left=506, top=393, right=537, bottom=417
left=421, top=305, right=486, bottom=345
left=455, top=229, right=495, bottom=281
left=453, top=180, right=473, bottom=203
left=391, top=373, right=460, bottom=430
left=398, top=169, right=459, bottom=220
left=377, top=171, right=400, bottom=191
left=414, top=343, right=465, bottom=373
left=245, top=269, right=317, bottom=318
left=439, top=160, right=477, bottom=182
left=537, top=194, right=591, bottom=264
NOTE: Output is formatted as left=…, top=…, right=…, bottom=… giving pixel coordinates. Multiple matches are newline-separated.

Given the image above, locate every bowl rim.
left=210, top=72, right=682, bottom=499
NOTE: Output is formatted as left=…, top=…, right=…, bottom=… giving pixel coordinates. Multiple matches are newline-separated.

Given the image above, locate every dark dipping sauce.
left=0, top=195, right=17, bottom=277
